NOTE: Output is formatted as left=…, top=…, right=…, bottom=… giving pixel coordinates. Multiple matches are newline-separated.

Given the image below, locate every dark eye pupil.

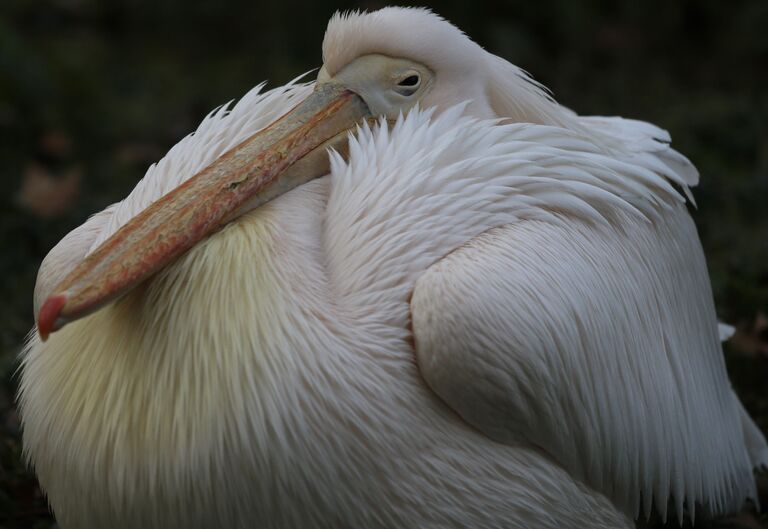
left=398, top=75, right=419, bottom=87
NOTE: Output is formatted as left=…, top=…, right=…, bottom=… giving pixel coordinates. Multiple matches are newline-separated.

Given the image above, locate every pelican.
left=19, top=7, right=767, bottom=529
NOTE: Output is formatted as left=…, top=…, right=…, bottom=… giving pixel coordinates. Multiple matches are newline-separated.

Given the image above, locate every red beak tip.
left=38, top=294, right=67, bottom=342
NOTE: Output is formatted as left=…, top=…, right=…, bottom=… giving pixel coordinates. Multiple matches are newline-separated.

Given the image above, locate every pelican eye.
left=395, top=73, right=421, bottom=96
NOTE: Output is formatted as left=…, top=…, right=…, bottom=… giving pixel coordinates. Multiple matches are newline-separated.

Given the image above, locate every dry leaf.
left=16, top=163, right=81, bottom=218
left=38, top=130, right=73, bottom=158
left=728, top=312, right=768, bottom=359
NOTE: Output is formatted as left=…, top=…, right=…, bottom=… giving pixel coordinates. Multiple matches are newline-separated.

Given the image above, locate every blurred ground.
left=1, top=0, right=766, bottom=527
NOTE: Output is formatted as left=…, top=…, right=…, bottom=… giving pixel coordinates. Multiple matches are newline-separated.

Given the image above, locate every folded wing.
left=412, top=206, right=765, bottom=523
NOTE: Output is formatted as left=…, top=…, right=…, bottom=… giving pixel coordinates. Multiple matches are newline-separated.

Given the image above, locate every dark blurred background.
left=1, top=0, right=766, bottom=527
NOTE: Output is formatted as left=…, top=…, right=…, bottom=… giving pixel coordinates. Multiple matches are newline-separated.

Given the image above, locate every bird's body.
left=19, top=7, right=767, bottom=529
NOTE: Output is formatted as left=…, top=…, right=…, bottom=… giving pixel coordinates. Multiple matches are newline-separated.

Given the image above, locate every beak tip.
left=38, top=293, right=67, bottom=342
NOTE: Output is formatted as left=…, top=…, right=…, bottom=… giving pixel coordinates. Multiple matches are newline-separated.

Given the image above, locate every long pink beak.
left=37, top=82, right=371, bottom=340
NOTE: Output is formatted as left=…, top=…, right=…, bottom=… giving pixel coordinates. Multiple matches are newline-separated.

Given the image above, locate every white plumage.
left=20, top=7, right=767, bottom=529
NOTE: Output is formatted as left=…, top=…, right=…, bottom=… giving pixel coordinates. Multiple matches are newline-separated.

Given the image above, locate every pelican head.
left=35, top=9, right=580, bottom=341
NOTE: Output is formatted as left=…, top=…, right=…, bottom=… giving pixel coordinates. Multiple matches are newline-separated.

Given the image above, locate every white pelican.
left=19, top=7, right=767, bottom=529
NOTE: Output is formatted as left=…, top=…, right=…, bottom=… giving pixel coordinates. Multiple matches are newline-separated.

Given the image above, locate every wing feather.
left=411, top=205, right=765, bottom=522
